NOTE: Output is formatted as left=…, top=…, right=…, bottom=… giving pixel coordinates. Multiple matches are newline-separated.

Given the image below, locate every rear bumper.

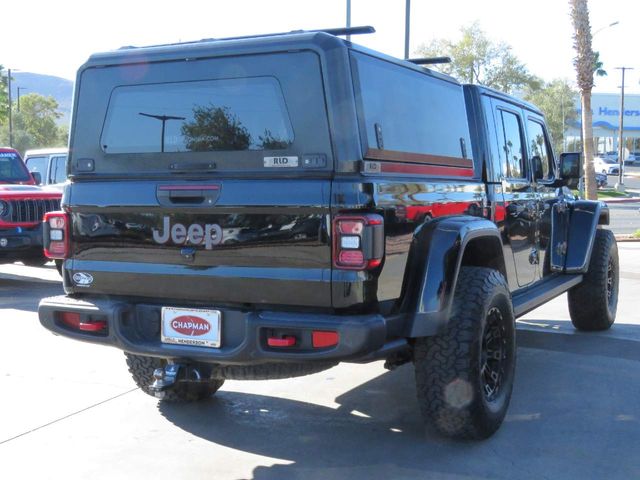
left=38, top=295, right=399, bottom=364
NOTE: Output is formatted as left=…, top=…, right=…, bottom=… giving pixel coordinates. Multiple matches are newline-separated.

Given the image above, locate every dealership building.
left=566, top=93, right=640, bottom=154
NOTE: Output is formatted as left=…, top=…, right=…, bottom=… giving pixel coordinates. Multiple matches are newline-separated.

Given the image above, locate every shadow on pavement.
left=517, top=319, right=640, bottom=361
left=0, top=278, right=63, bottom=313
left=158, top=332, right=640, bottom=480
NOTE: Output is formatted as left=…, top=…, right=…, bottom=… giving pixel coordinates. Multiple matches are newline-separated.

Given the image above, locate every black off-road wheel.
left=125, top=353, right=224, bottom=402
left=413, top=267, right=516, bottom=440
left=568, top=229, right=619, bottom=331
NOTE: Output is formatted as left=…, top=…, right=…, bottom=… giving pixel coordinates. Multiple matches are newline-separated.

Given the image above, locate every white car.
left=24, top=148, right=68, bottom=191
left=593, top=156, right=621, bottom=175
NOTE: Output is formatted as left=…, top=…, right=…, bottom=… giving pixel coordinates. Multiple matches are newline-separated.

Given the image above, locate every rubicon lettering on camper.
left=152, top=216, right=223, bottom=249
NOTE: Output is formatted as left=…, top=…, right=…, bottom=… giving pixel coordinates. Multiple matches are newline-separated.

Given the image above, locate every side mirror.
left=31, top=171, right=42, bottom=185
left=559, top=152, right=582, bottom=189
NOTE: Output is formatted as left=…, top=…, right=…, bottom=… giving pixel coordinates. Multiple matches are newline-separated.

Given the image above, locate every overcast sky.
left=1, top=0, right=637, bottom=93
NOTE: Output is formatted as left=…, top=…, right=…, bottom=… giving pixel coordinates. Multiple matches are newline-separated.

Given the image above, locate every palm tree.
left=569, top=0, right=597, bottom=200
left=593, top=51, right=607, bottom=78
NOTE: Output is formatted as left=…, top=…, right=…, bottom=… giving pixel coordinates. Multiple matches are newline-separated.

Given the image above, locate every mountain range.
left=10, top=72, right=73, bottom=126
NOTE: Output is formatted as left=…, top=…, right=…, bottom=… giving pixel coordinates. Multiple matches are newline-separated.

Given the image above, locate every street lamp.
left=2, top=67, right=20, bottom=147
left=4, top=68, right=13, bottom=147
left=593, top=20, right=619, bottom=36
left=615, top=66, right=633, bottom=191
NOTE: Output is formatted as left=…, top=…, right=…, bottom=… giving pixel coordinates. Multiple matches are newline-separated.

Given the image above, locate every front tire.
left=413, top=267, right=516, bottom=440
left=125, top=353, right=224, bottom=402
left=568, top=229, right=618, bottom=331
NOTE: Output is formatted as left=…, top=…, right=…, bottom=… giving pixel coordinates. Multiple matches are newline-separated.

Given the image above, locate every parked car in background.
left=594, top=155, right=621, bottom=175
left=24, top=148, right=68, bottom=190
left=0, top=147, right=62, bottom=267
left=602, top=150, right=636, bottom=165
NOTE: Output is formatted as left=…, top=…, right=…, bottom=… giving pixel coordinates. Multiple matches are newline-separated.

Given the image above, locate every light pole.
left=138, top=112, right=185, bottom=153
left=615, top=66, right=633, bottom=191
left=404, top=0, right=411, bottom=59
left=16, top=87, right=27, bottom=112
left=346, top=0, right=351, bottom=42
left=7, top=68, right=12, bottom=148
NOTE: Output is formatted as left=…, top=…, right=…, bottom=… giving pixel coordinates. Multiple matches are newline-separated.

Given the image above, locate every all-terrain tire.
left=21, top=256, right=49, bottom=267
left=568, top=229, right=618, bottom=331
left=414, top=267, right=516, bottom=440
left=125, top=353, right=224, bottom=402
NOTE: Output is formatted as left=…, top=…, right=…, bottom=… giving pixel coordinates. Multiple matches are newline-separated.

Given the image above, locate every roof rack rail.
left=119, top=26, right=375, bottom=50
left=314, top=26, right=376, bottom=36
left=198, top=25, right=376, bottom=43
left=407, top=56, right=452, bottom=65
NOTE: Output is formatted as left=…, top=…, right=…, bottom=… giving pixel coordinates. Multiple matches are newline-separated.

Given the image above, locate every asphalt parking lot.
left=1, top=245, right=640, bottom=480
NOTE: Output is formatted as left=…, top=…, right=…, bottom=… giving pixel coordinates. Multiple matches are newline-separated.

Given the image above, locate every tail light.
left=43, top=211, right=70, bottom=259
left=332, top=214, right=384, bottom=270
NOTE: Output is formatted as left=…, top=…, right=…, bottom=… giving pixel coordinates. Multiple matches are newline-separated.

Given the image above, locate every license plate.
left=161, top=307, right=221, bottom=348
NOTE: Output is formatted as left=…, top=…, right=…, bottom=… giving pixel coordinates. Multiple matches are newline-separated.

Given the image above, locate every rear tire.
left=125, top=353, right=224, bottom=402
left=54, top=260, right=63, bottom=276
left=21, top=256, right=48, bottom=267
left=413, top=267, right=516, bottom=440
left=568, top=229, right=618, bottom=331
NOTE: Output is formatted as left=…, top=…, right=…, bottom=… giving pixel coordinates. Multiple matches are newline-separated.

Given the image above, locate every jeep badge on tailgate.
left=152, top=216, right=223, bottom=249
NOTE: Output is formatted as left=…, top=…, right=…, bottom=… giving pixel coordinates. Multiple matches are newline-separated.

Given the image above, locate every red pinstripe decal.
left=378, top=162, right=474, bottom=177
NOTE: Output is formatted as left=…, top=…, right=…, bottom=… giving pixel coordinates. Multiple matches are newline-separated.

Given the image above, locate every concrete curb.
left=615, top=235, right=640, bottom=242
left=517, top=325, right=640, bottom=361
left=602, top=197, right=640, bottom=203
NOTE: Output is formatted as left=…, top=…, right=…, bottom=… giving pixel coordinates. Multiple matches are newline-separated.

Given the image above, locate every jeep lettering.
left=152, top=216, right=222, bottom=249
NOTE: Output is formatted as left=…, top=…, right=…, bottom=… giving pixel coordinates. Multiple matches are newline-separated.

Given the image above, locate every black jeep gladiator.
left=39, top=27, right=618, bottom=440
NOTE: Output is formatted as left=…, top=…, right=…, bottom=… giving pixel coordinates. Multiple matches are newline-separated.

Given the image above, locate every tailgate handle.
left=157, top=184, right=221, bottom=206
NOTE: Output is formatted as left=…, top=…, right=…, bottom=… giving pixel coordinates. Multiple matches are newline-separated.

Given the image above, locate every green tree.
left=0, top=93, right=65, bottom=153
left=416, top=22, right=541, bottom=93
left=182, top=105, right=250, bottom=151
left=569, top=0, right=597, bottom=200
left=0, top=66, right=9, bottom=125
left=524, top=79, right=578, bottom=155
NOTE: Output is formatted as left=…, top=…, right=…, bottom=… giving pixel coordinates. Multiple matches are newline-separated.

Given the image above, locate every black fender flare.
left=397, top=215, right=505, bottom=337
left=563, top=200, right=609, bottom=273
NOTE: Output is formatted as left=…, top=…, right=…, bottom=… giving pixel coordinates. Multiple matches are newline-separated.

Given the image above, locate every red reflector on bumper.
left=312, top=330, right=339, bottom=348
left=267, top=336, right=296, bottom=347
left=60, top=312, right=81, bottom=329
left=59, top=312, right=107, bottom=333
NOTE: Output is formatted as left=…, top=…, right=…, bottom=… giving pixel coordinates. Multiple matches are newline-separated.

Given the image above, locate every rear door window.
left=526, top=119, right=554, bottom=181
left=50, top=155, right=68, bottom=183
left=497, top=110, right=526, bottom=179
left=101, top=77, right=294, bottom=154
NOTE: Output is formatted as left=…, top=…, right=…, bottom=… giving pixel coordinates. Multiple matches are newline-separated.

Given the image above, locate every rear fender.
left=563, top=200, right=608, bottom=273
left=398, top=216, right=505, bottom=337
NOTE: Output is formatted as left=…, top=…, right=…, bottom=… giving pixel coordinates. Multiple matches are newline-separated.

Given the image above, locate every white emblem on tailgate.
left=264, top=156, right=299, bottom=167
left=73, top=272, right=94, bottom=286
